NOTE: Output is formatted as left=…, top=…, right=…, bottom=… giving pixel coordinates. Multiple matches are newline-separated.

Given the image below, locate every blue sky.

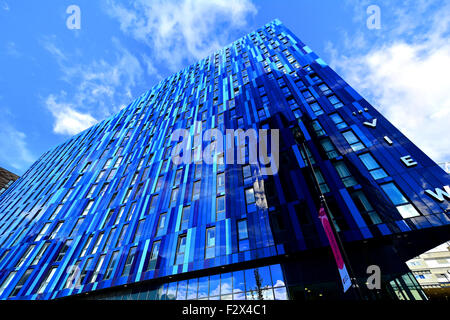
left=0, top=0, right=449, bottom=175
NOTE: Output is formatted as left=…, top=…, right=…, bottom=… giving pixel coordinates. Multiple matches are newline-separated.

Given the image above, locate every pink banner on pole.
left=318, top=206, right=351, bottom=292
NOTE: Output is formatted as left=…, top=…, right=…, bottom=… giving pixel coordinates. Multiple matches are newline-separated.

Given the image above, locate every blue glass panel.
left=197, top=276, right=209, bottom=299
left=232, top=271, right=245, bottom=293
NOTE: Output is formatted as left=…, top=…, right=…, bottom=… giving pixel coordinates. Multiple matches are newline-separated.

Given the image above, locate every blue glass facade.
left=0, top=19, right=449, bottom=300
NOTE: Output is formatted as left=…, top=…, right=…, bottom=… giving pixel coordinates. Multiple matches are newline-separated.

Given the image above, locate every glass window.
left=123, top=188, right=133, bottom=203
left=318, top=83, right=332, bottom=95
left=216, top=196, right=226, bottom=221
left=0, top=272, right=16, bottom=296
left=116, top=224, right=129, bottom=247
left=244, top=268, right=257, bottom=292
left=217, top=173, right=225, bottom=194
left=147, top=240, right=160, bottom=271
left=192, top=181, right=201, bottom=201
left=104, top=251, right=119, bottom=280
left=100, top=209, right=114, bottom=229
left=122, top=246, right=137, bottom=276
left=314, top=168, right=330, bottom=193
left=175, top=235, right=187, bottom=265
left=330, top=113, right=347, bottom=129
left=302, top=90, right=315, bottom=103
left=170, top=188, right=179, bottom=207
left=333, top=161, right=357, bottom=187
left=320, top=138, right=339, bottom=159
left=312, top=120, right=326, bottom=137
left=328, top=95, right=343, bottom=108
left=242, top=165, right=252, bottom=184
left=174, top=169, right=183, bottom=186
left=156, top=213, right=166, bottom=237
left=194, top=163, right=202, bottom=179
left=342, top=130, right=366, bottom=152
left=381, top=183, right=420, bottom=218
left=180, top=206, right=190, bottom=230
left=359, top=153, right=388, bottom=180
left=103, top=227, right=116, bottom=251
left=50, top=205, right=63, bottom=220
left=221, top=272, right=232, bottom=295
left=274, top=287, right=288, bottom=300
left=155, top=176, right=164, bottom=193
left=31, top=243, right=50, bottom=265
left=82, top=200, right=94, bottom=216
left=209, top=274, right=220, bottom=297
left=198, top=276, right=209, bottom=299
left=300, top=145, right=316, bottom=165
left=149, top=195, right=159, bottom=215
left=132, top=220, right=144, bottom=243
left=10, top=269, right=33, bottom=297
left=381, top=183, right=408, bottom=205
left=217, top=153, right=225, bottom=171
left=126, top=202, right=137, bottom=221
left=270, top=264, right=285, bottom=287
left=100, top=182, right=110, bottom=196
left=69, top=217, right=84, bottom=237
left=258, top=266, right=272, bottom=288
left=245, top=188, right=255, bottom=205
left=16, top=245, right=35, bottom=268
left=309, top=102, right=324, bottom=116
left=90, top=254, right=106, bottom=283
left=187, top=278, right=198, bottom=299
left=80, top=235, right=93, bottom=257
left=114, top=207, right=125, bottom=225
left=237, top=219, right=250, bottom=252
left=35, top=223, right=51, bottom=241
left=351, top=190, right=382, bottom=224
left=176, top=280, right=187, bottom=300
left=92, top=232, right=104, bottom=254
left=134, top=183, right=144, bottom=200
left=80, top=257, right=93, bottom=284
left=205, top=227, right=216, bottom=259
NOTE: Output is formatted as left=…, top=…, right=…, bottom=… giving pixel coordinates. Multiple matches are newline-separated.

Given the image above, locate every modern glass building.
left=0, top=19, right=449, bottom=301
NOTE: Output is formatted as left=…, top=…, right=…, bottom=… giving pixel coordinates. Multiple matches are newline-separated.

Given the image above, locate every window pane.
left=232, top=270, right=245, bottom=293
left=371, top=168, right=388, bottom=180
left=187, top=278, right=198, bottom=299
left=206, top=228, right=215, bottom=247
left=397, top=204, right=420, bottom=218
left=381, top=183, right=408, bottom=205
left=156, top=213, right=166, bottom=236
left=245, top=188, right=255, bottom=204
left=167, top=282, right=177, bottom=300
left=209, top=274, right=220, bottom=297
left=176, top=280, right=187, bottom=300
left=181, top=206, right=190, bottom=229
left=198, top=276, right=209, bottom=298
left=242, top=165, right=251, bottom=179
left=237, top=220, right=248, bottom=239
left=274, top=287, right=288, bottom=300
left=270, top=264, right=285, bottom=287
left=245, top=269, right=257, bottom=292
left=257, top=266, right=272, bottom=288
left=359, top=153, right=378, bottom=170
left=221, top=273, right=232, bottom=295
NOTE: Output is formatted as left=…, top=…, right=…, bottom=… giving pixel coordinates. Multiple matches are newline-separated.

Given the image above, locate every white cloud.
left=327, top=0, right=450, bottom=163
left=1, top=1, right=9, bottom=11
left=0, top=118, right=34, bottom=173
left=45, top=94, right=97, bottom=135
left=42, top=38, right=145, bottom=135
left=105, top=0, right=257, bottom=71
left=5, top=42, right=20, bottom=57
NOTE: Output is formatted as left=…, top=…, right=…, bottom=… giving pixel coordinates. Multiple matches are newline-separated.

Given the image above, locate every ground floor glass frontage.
left=87, top=264, right=289, bottom=300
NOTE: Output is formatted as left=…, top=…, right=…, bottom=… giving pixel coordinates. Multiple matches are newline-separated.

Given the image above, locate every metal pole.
left=299, top=139, right=364, bottom=300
